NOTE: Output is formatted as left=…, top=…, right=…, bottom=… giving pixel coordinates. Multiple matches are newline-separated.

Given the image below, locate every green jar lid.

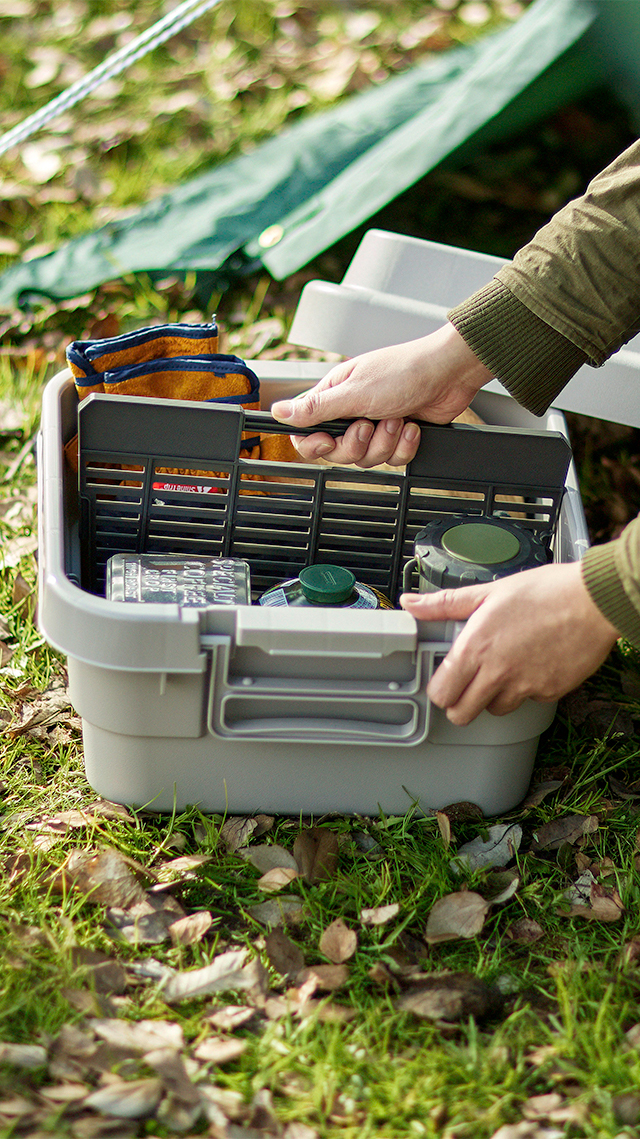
left=299, top=563, right=356, bottom=604
left=442, top=521, right=521, bottom=565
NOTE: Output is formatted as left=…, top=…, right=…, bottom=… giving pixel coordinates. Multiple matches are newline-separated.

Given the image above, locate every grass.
left=2, top=491, right=640, bottom=1138
left=4, top=348, right=640, bottom=1137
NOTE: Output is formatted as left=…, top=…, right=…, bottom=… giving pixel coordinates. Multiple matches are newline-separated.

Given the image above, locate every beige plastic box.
left=37, top=353, right=587, bottom=817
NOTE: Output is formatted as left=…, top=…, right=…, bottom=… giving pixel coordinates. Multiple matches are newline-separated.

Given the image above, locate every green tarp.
left=0, top=0, right=621, bottom=308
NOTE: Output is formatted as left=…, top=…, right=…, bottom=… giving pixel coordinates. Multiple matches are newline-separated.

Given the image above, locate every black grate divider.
left=78, top=394, right=573, bottom=598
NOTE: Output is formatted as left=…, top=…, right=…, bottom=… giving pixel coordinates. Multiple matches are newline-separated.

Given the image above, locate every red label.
left=152, top=482, right=220, bottom=494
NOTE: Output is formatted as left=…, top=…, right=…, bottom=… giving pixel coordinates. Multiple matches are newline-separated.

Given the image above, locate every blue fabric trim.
left=66, top=322, right=219, bottom=375
left=75, top=355, right=259, bottom=401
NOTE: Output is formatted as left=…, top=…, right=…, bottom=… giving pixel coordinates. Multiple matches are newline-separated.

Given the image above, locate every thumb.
left=400, top=585, right=489, bottom=621
left=271, top=362, right=357, bottom=427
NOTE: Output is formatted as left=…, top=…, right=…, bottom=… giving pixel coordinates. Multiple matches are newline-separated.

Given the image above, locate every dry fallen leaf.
left=7, top=677, right=73, bottom=738
left=62, top=988, right=115, bottom=1019
left=0, top=1043, right=46, bottom=1069
left=565, top=880, right=625, bottom=923
left=253, top=814, right=275, bottom=836
left=71, top=949, right=128, bottom=995
left=0, top=532, right=38, bottom=570
left=305, top=1001, right=357, bottom=1023
left=0, top=1097, right=40, bottom=1133
left=6, top=922, right=48, bottom=950
left=424, top=891, right=490, bottom=944
left=436, top=800, right=484, bottom=824
left=505, top=918, right=545, bottom=944
left=619, top=937, right=640, bottom=967
left=151, top=854, right=211, bottom=885
left=107, top=892, right=185, bottom=945
left=47, top=1023, right=98, bottom=1077
left=86, top=800, right=133, bottom=823
left=368, top=962, right=397, bottom=987
left=360, top=903, right=400, bottom=927
left=84, top=1077, right=163, bottom=1120
left=451, top=824, right=522, bottom=873
left=283, top=1124, right=320, bottom=1139
left=161, top=947, right=267, bottom=1003
left=11, top=572, right=31, bottom=611
left=206, top=1005, right=256, bottom=1031
left=53, top=848, right=147, bottom=908
left=575, top=853, right=617, bottom=879
left=26, top=808, right=108, bottom=841
left=296, top=963, right=349, bottom=992
left=532, top=814, right=599, bottom=852
left=169, top=910, right=213, bottom=946
left=250, top=1088, right=281, bottom=1134
left=522, top=780, right=566, bottom=809
left=293, top=827, right=339, bottom=883
left=246, top=844, right=298, bottom=874
left=265, top=927, right=305, bottom=980
left=612, top=1093, right=640, bottom=1126
left=522, top=1093, right=588, bottom=1126
left=522, top=1093, right=564, bottom=1119
left=436, top=810, right=452, bottom=848
left=481, top=870, right=520, bottom=906
left=488, top=1125, right=565, bottom=1139
left=563, top=869, right=596, bottom=906
left=396, top=973, right=502, bottom=1023
left=192, top=1035, right=247, bottom=1064
left=198, top=1083, right=247, bottom=1122
left=144, top=1046, right=201, bottom=1111
left=89, top=1018, right=184, bottom=1054
left=258, top=867, right=300, bottom=893
left=352, top=830, right=384, bottom=858
left=319, top=919, right=357, bottom=963
left=247, top=894, right=305, bottom=927
left=609, top=774, right=640, bottom=800
left=220, top=816, right=259, bottom=851
left=39, top=1083, right=89, bottom=1104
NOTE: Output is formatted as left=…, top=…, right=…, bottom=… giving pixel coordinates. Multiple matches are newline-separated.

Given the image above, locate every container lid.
left=299, top=564, right=356, bottom=604
left=442, top=521, right=521, bottom=565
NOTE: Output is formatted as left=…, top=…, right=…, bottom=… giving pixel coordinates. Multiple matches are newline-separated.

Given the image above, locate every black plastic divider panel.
left=78, top=395, right=572, bottom=599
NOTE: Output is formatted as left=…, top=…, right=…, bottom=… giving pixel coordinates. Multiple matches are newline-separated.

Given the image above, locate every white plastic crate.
left=37, top=359, right=588, bottom=817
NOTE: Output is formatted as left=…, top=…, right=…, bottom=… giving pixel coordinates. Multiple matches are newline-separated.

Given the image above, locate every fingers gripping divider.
left=78, top=393, right=572, bottom=599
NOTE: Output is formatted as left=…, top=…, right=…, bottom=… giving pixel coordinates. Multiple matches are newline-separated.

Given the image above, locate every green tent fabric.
left=0, top=0, right=610, bottom=308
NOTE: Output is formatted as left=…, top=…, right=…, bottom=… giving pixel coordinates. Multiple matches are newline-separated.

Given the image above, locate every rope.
left=0, top=0, right=224, bottom=158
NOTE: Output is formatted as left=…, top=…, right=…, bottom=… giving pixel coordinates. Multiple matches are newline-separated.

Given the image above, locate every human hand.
left=400, top=561, right=619, bottom=725
left=270, top=323, right=492, bottom=468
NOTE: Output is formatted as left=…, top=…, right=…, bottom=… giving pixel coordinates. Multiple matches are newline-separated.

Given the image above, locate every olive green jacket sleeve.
left=446, top=139, right=640, bottom=644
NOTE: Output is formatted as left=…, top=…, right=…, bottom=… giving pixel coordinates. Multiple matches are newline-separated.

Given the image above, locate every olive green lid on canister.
left=298, top=563, right=356, bottom=604
left=442, top=521, right=521, bottom=565
left=412, top=514, right=549, bottom=592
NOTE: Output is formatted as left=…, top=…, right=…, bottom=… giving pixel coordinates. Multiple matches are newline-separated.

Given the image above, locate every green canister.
left=403, top=514, right=550, bottom=594
left=259, top=563, right=394, bottom=609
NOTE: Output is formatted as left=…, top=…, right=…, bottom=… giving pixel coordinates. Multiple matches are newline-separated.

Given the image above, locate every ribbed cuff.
left=582, top=542, right=640, bottom=645
left=448, top=279, right=588, bottom=416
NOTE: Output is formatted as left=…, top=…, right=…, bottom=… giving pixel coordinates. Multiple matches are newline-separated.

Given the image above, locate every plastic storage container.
left=37, top=362, right=589, bottom=817
left=288, top=228, right=640, bottom=429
